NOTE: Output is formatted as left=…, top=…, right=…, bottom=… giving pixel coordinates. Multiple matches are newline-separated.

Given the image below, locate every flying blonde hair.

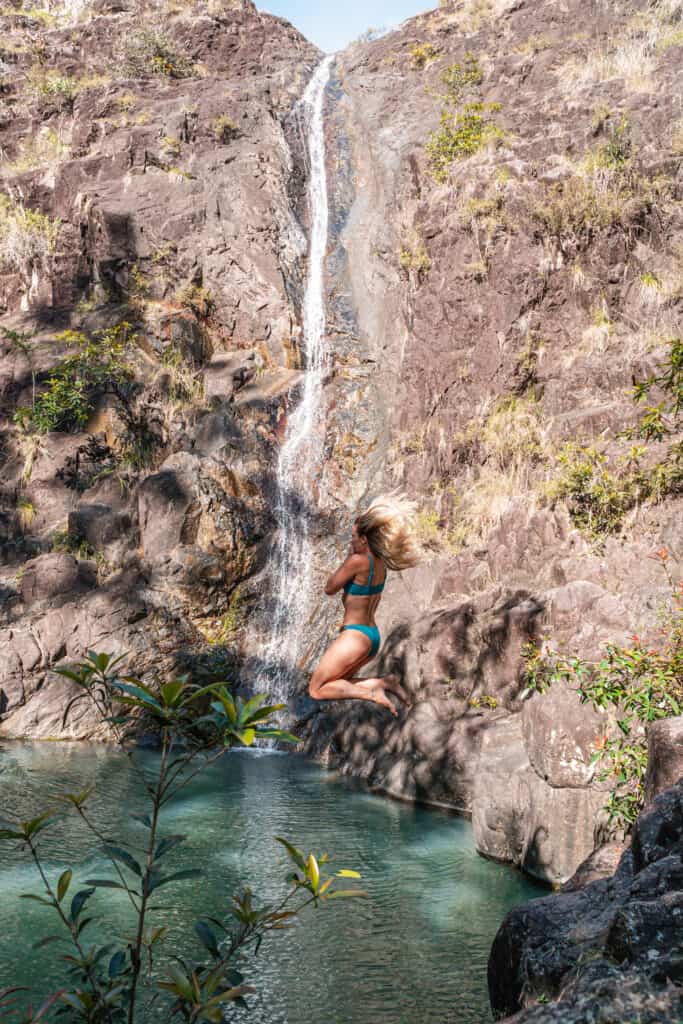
left=355, top=492, right=421, bottom=571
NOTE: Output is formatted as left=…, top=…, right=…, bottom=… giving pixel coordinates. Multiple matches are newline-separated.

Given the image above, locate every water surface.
left=0, top=743, right=543, bottom=1023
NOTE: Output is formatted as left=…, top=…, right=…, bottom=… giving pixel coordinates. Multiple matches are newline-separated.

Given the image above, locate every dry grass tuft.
left=559, top=0, right=683, bottom=91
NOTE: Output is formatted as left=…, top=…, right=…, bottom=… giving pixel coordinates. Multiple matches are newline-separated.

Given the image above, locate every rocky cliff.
left=296, top=0, right=683, bottom=885
left=0, top=0, right=319, bottom=736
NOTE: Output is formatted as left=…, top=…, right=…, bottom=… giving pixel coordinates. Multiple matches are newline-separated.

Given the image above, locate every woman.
left=308, top=494, right=420, bottom=716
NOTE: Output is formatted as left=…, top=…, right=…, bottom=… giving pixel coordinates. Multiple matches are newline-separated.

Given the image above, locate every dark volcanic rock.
left=488, top=779, right=683, bottom=1023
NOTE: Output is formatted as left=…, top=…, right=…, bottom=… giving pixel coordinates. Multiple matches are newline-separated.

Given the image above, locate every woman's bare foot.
left=368, top=685, right=398, bottom=716
left=382, top=674, right=412, bottom=707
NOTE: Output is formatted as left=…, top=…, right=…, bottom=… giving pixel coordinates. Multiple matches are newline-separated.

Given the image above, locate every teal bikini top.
left=343, top=553, right=385, bottom=596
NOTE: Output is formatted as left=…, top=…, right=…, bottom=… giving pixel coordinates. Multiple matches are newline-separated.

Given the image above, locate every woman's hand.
left=324, top=552, right=366, bottom=596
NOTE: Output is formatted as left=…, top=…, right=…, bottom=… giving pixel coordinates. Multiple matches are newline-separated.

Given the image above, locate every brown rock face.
left=296, top=0, right=683, bottom=884
left=644, top=716, right=683, bottom=805
left=0, top=0, right=319, bottom=735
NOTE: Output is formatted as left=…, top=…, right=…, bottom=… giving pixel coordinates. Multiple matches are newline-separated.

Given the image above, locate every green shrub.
left=426, top=102, right=503, bottom=182
left=545, top=444, right=652, bottom=539
left=212, top=114, right=240, bottom=142
left=547, top=337, right=683, bottom=538
left=409, top=42, right=438, bottom=69
left=25, top=65, right=79, bottom=112
left=521, top=561, right=682, bottom=833
left=116, top=27, right=197, bottom=79
left=14, top=323, right=134, bottom=434
left=175, top=282, right=214, bottom=319
left=399, top=237, right=430, bottom=276
left=440, top=52, right=483, bottom=103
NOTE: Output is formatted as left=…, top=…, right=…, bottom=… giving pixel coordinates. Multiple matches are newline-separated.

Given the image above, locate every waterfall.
left=263, top=56, right=334, bottom=701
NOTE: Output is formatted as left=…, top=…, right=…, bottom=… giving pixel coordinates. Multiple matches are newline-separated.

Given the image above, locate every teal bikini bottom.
left=342, top=624, right=380, bottom=658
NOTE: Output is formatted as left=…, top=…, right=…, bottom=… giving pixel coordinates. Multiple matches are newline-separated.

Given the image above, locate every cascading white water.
left=263, top=56, right=334, bottom=700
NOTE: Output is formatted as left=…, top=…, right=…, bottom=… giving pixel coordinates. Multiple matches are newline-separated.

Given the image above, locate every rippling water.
left=0, top=743, right=543, bottom=1023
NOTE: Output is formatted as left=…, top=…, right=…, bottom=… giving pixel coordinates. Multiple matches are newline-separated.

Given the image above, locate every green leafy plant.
left=0, top=651, right=365, bottom=1022
left=25, top=65, right=78, bottom=112
left=439, top=52, right=483, bottom=103
left=399, top=236, right=430, bottom=277
left=175, top=284, right=214, bottom=320
left=521, top=556, right=682, bottom=832
left=426, top=102, right=504, bottom=182
left=468, top=694, right=498, bottom=709
left=212, top=115, right=240, bottom=143
left=115, top=27, right=197, bottom=79
left=409, top=42, right=438, bottom=69
left=545, top=444, right=651, bottom=539
left=547, top=337, right=683, bottom=539
left=14, top=323, right=134, bottom=435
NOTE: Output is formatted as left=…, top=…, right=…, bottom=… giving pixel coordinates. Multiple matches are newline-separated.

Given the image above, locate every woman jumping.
left=308, top=494, right=420, bottom=716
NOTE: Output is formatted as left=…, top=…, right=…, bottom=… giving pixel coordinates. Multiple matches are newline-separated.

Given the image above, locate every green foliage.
left=409, top=42, right=438, bottom=69
left=439, top=52, right=483, bottom=104
left=116, top=27, right=197, bottom=79
left=212, top=115, right=240, bottom=143
left=468, top=694, right=498, bottom=709
left=594, top=116, right=631, bottom=170
left=426, top=102, right=504, bottom=182
left=14, top=323, right=134, bottom=435
left=25, top=66, right=78, bottom=112
left=545, top=444, right=651, bottom=539
left=399, top=237, right=430, bottom=276
left=521, top=566, right=682, bottom=833
left=175, top=283, right=214, bottom=319
left=0, top=651, right=365, bottom=1022
left=548, top=338, right=683, bottom=539
left=631, top=336, right=683, bottom=442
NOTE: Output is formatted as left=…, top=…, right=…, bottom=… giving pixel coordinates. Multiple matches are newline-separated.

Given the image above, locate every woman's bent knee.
left=308, top=676, right=323, bottom=700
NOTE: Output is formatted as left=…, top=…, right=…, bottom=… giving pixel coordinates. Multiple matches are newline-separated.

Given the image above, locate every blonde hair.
left=355, top=492, right=421, bottom=571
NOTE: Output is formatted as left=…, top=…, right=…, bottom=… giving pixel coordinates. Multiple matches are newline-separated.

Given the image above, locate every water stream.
left=0, top=742, right=544, bottom=1023
left=263, top=56, right=334, bottom=700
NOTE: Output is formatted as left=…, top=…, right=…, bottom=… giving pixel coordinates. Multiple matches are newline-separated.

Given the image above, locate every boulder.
left=521, top=682, right=610, bottom=789
left=203, top=351, right=257, bottom=400
left=644, top=716, right=683, bottom=804
left=473, top=713, right=607, bottom=885
left=489, top=780, right=683, bottom=1022
left=68, top=503, right=134, bottom=556
left=137, top=454, right=201, bottom=561
left=19, top=553, right=94, bottom=606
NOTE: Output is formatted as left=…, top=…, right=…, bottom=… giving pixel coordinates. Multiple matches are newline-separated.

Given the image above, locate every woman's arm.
left=324, top=553, right=367, bottom=596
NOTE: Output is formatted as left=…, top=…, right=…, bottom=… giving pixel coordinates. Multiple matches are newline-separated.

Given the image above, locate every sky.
left=259, top=0, right=434, bottom=53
